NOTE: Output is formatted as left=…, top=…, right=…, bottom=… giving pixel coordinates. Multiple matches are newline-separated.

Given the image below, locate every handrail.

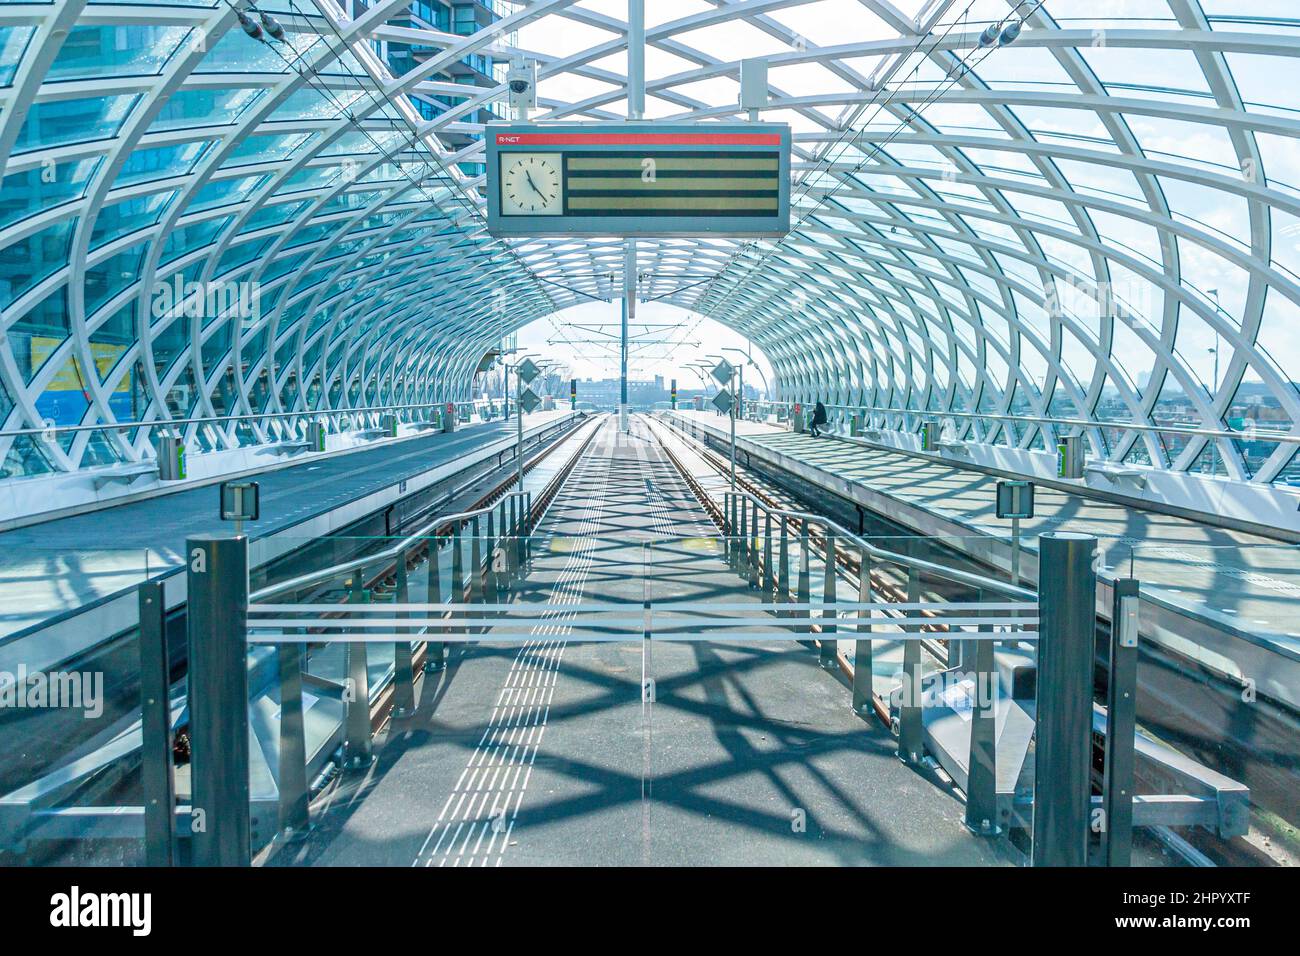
left=250, top=491, right=532, bottom=603
left=0, top=398, right=515, bottom=439
left=723, top=489, right=1036, bottom=601
left=736, top=399, right=1298, bottom=445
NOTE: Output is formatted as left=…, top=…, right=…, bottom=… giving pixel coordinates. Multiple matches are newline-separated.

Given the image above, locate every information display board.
left=486, top=122, right=791, bottom=238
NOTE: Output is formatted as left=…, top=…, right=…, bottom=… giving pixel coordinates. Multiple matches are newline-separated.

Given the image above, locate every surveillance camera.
left=509, top=78, right=530, bottom=95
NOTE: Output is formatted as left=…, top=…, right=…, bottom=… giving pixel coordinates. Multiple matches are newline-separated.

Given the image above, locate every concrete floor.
left=278, top=416, right=1011, bottom=867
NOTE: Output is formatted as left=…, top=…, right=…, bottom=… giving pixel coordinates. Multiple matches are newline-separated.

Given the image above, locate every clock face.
left=500, top=153, right=562, bottom=215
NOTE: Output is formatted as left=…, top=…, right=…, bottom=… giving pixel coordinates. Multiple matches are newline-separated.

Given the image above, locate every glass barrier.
left=0, top=549, right=161, bottom=865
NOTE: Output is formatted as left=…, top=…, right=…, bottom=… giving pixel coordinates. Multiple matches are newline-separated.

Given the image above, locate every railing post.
left=470, top=516, right=484, bottom=604
left=524, top=492, right=533, bottom=566
left=507, top=496, right=519, bottom=582
left=748, top=502, right=760, bottom=590
left=851, top=545, right=873, bottom=716
left=763, top=510, right=775, bottom=594
left=742, top=497, right=751, bottom=575
left=1032, top=532, right=1097, bottom=867
left=777, top=518, right=790, bottom=609
left=965, top=590, right=999, bottom=836
left=797, top=519, right=811, bottom=635
left=897, top=565, right=924, bottom=765
left=819, top=531, right=837, bottom=669
left=451, top=522, right=464, bottom=600
left=138, top=579, right=175, bottom=866
left=425, top=536, right=446, bottom=671
left=277, top=630, right=310, bottom=838
left=1103, top=577, right=1140, bottom=866
left=391, top=551, right=416, bottom=718
left=343, top=573, right=374, bottom=770
left=485, top=509, right=498, bottom=598
left=727, top=493, right=737, bottom=569
left=186, top=534, right=251, bottom=866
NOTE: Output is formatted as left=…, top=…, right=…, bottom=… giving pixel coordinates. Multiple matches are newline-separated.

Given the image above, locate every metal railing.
left=0, top=399, right=493, bottom=440
left=735, top=399, right=1298, bottom=446
left=115, top=443, right=1248, bottom=870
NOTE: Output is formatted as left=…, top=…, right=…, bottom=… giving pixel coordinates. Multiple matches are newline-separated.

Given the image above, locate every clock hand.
left=524, top=171, right=547, bottom=200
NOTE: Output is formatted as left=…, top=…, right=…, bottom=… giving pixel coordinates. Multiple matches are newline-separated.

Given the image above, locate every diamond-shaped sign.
left=517, top=358, right=541, bottom=385
left=518, top=388, right=542, bottom=414
left=711, top=390, right=735, bottom=415
left=710, top=358, right=735, bottom=385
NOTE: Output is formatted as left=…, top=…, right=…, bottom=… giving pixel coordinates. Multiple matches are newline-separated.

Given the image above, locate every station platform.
left=274, top=417, right=1010, bottom=867
left=0, top=411, right=578, bottom=667
left=664, top=411, right=1300, bottom=713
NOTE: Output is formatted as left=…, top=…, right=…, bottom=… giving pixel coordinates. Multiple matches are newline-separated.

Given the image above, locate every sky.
left=515, top=300, right=776, bottom=395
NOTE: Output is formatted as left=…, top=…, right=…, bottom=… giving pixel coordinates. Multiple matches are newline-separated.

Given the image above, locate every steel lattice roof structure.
left=2, top=0, right=1300, bottom=493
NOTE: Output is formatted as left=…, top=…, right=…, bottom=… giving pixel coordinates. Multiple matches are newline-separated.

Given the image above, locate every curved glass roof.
left=2, top=0, right=1299, bottom=488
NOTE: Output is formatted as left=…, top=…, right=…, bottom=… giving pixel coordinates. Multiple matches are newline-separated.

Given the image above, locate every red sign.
left=495, top=131, right=782, bottom=147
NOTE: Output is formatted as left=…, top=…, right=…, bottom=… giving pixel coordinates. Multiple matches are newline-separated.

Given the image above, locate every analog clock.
left=500, top=153, right=562, bottom=215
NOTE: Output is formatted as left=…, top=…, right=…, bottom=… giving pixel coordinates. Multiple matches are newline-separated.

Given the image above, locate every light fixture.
left=978, top=24, right=999, bottom=48
left=236, top=9, right=262, bottom=40
left=999, top=21, right=1022, bottom=46
left=259, top=11, right=286, bottom=42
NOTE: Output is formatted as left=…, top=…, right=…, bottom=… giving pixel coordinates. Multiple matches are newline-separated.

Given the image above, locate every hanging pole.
left=628, top=0, right=645, bottom=120
left=621, top=1, right=643, bottom=434
left=729, top=368, right=737, bottom=489
left=516, top=366, right=524, bottom=486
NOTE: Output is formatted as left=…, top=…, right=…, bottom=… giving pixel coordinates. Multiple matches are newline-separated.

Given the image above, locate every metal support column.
left=1102, top=577, right=1140, bottom=866
left=965, top=591, right=999, bottom=835
left=897, top=566, right=924, bottom=764
left=186, top=534, right=251, bottom=867
left=508, top=497, right=519, bottom=582
left=819, top=532, right=837, bottom=669
left=748, top=501, right=760, bottom=589
left=485, top=509, right=499, bottom=599
left=425, top=538, right=446, bottom=672
left=727, top=494, right=738, bottom=569
left=628, top=0, right=645, bottom=119
left=470, top=516, right=484, bottom=605
left=777, top=519, right=790, bottom=616
left=762, top=511, right=775, bottom=594
left=343, top=574, right=374, bottom=769
left=797, top=519, right=810, bottom=635
left=516, top=369, right=525, bottom=486
left=277, top=632, right=310, bottom=838
left=1032, top=532, right=1098, bottom=867
left=392, top=552, right=416, bottom=718
left=729, top=385, right=737, bottom=489
left=621, top=0, right=643, bottom=434
left=850, top=546, right=873, bottom=715
left=138, top=580, right=175, bottom=866
left=621, top=244, right=634, bottom=433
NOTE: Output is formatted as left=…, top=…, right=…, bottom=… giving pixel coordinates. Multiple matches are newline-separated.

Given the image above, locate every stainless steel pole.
left=516, top=367, right=524, bottom=488
left=186, top=534, right=251, bottom=866
left=1032, top=531, right=1098, bottom=867
left=729, top=371, right=737, bottom=490
left=1103, top=576, right=1140, bottom=866
left=138, top=580, right=175, bottom=866
left=1011, top=515, right=1021, bottom=586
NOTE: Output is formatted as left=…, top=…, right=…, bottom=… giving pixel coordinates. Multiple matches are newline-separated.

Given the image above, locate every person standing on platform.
left=810, top=400, right=828, bottom=437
